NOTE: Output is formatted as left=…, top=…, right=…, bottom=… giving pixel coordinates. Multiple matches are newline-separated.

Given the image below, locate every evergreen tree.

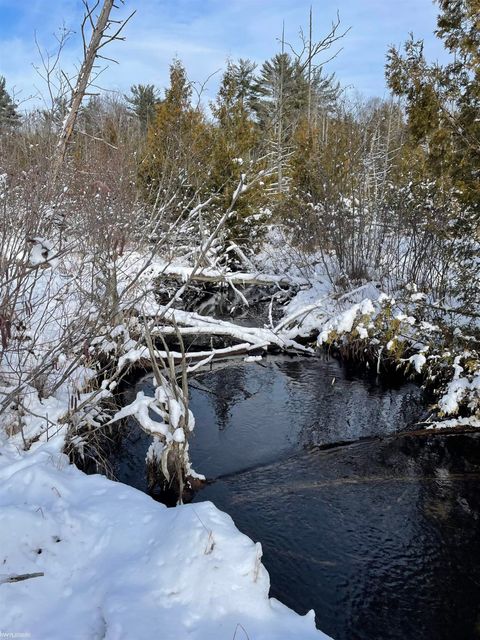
left=255, top=54, right=339, bottom=138
left=254, top=53, right=306, bottom=136
left=125, top=84, right=160, bottom=133
left=139, top=60, right=208, bottom=208
left=227, top=59, right=262, bottom=117
left=210, top=61, right=259, bottom=183
left=208, top=62, right=269, bottom=251
left=254, top=52, right=340, bottom=193
left=0, top=76, right=20, bottom=129
left=386, top=0, right=480, bottom=305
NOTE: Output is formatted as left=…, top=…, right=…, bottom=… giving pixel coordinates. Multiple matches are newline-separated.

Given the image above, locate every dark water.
left=115, top=356, right=480, bottom=640
left=187, top=356, right=423, bottom=477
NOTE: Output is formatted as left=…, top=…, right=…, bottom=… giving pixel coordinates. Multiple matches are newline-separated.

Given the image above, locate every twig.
left=0, top=572, right=44, bottom=584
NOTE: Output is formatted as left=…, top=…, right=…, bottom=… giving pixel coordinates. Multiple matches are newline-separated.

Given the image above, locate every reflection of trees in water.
left=277, top=357, right=424, bottom=446
left=274, top=359, right=338, bottom=443
left=274, top=358, right=308, bottom=383
left=209, top=365, right=247, bottom=431
left=204, top=363, right=274, bottom=431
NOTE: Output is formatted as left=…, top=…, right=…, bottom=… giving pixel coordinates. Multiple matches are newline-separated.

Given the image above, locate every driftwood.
left=146, top=307, right=313, bottom=355
left=120, top=343, right=264, bottom=375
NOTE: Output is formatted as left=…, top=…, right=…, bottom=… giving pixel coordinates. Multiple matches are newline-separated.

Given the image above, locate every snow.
left=408, top=353, right=427, bottom=374
left=278, top=281, right=380, bottom=344
left=27, top=237, right=57, bottom=267
left=317, top=298, right=377, bottom=346
left=110, top=390, right=169, bottom=437
left=439, top=373, right=479, bottom=415
left=356, top=324, right=369, bottom=339
left=0, top=442, right=328, bottom=640
left=419, top=321, right=440, bottom=333
left=173, top=427, right=185, bottom=443
left=244, top=355, right=263, bottom=363
left=410, top=292, right=427, bottom=302
left=426, top=416, right=480, bottom=429
left=394, top=313, right=416, bottom=325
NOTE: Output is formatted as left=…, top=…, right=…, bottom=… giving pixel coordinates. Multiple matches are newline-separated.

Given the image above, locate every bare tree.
left=51, top=0, right=135, bottom=183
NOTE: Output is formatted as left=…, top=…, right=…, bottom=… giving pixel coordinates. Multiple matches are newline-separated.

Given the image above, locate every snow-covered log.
left=141, top=305, right=313, bottom=354
left=153, top=263, right=309, bottom=288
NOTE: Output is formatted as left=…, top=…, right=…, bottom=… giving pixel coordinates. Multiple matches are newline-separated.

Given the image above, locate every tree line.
left=0, top=0, right=478, bottom=309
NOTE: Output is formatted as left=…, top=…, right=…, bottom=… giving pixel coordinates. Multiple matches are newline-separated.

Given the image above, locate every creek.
left=114, top=355, right=480, bottom=640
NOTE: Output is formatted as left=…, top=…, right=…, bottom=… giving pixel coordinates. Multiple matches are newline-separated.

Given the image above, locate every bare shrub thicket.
left=0, top=93, right=147, bottom=424
left=281, top=95, right=454, bottom=296
left=0, top=81, right=272, bottom=502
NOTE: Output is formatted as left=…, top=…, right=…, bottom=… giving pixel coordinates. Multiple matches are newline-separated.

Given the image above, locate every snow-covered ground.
left=0, top=439, right=328, bottom=640
left=0, top=245, right=334, bottom=639
left=2, top=231, right=478, bottom=640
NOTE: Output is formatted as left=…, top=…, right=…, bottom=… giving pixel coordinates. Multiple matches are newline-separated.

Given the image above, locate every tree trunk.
left=51, top=0, right=115, bottom=184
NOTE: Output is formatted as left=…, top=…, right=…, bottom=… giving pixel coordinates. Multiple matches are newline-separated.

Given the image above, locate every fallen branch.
left=156, top=264, right=309, bottom=289
left=117, top=341, right=268, bottom=373
left=0, top=572, right=44, bottom=584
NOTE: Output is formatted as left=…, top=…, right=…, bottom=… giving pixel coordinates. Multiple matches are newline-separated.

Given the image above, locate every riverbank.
left=0, top=438, right=327, bottom=640
left=0, top=252, right=330, bottom=639
left=1, top=241, right=479, bottom=639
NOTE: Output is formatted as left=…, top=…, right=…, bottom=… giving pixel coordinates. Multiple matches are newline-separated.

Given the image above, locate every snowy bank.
left=0, top=442, right=329, bottom=640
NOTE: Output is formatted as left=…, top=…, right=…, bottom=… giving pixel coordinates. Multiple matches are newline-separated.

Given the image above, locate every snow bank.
left=0, top=443, right=329, bottom=640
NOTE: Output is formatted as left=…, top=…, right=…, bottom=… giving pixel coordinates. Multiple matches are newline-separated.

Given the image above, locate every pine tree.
left=255, top=54, right=339, bottom=136
left=255, top=54, right=304, bottom=137
left=0, top=76, right=20, bottom=130
left=125, top=84, right=160, bottom=133
left=208, top=62, right=268, bottom=252
left=254, top=52, right=340, bottom=193
left=227, top=59, right=262, bottom=117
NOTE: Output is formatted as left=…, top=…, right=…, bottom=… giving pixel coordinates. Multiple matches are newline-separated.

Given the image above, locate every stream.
left=114, top=355, right=480, bottom=640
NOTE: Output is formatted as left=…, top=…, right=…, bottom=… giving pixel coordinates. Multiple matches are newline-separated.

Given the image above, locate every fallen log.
left=143, top=306, right=313, bottom=354
left=154, top=264, right=309, bottom=289
left=117, top=341, right=269, bottom=373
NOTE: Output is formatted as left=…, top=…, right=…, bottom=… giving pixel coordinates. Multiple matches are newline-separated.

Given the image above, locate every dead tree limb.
left=0, top=572, right=44, bottom=584
left=51, top=0, right=135, bottom=183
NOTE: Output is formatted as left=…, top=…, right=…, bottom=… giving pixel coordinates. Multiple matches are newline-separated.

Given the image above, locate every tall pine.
left=0, top=76, right=20, bottom=130
left=208, top=62, right=269, bottom=254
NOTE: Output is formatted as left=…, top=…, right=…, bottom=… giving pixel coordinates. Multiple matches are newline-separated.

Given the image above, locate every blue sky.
left=0, top=0, right=448, bottom=109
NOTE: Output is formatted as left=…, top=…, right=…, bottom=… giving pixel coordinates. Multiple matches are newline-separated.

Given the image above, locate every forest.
left=0, top=1, right=479, bottom=639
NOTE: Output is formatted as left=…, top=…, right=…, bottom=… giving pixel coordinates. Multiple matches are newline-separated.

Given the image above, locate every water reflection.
left=188, top=356, right=424, bottom=478
left=115, top=356, right=480, bottom=640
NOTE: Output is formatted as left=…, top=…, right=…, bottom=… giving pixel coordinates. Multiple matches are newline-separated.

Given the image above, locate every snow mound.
left=0, top=444, right=328, bottom=640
